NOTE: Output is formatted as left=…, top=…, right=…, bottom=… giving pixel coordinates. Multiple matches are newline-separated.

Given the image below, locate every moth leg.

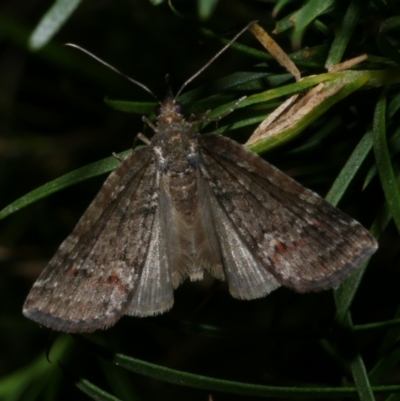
left=142, top=116, right=158, bottom=132
left=112, top=152, right=123, bottom=162
left=188, top=111, right=209, bottom=122
left=137, top=132, right=151, bottom=145
left=131, top=133, right=152, bottom=153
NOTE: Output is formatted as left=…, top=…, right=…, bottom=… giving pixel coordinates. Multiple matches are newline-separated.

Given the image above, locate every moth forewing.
left=199, top=133, right=377, bottom=292
left=23, top=148, right=156, bottom=332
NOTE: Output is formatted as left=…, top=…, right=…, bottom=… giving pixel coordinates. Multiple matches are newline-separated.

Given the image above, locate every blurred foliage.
left=1, top=0, right=400, bottom=400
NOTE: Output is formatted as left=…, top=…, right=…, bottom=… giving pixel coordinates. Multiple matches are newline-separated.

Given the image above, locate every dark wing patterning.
left=23, top=147, right=161, bottom=332
left=199, top=134, right=377, bottom=296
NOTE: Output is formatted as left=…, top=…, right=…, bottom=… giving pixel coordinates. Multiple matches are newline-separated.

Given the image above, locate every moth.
left=23, top=25, right=378, bottom=333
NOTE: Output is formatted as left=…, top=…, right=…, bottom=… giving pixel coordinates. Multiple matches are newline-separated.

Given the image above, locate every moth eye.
left=155, top=104, right=162, bottom=116
left=174, top=102, right=184, bottom=114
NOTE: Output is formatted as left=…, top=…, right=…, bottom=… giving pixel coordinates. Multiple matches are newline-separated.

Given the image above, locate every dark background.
left=0, top=1, right=400, bottom=400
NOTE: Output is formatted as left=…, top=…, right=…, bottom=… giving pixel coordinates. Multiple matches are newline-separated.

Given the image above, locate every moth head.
left=155, top=100, right=184, bottom=116
left=155, top=76, right=185, bottom=123
left=155, top=98, right=185, bottom=124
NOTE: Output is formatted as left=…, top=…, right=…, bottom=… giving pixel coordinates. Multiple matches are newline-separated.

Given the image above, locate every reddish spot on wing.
left=272, top=240, right=288, bottom=264
left=108, top=271, right=120, bottom=285
left=66, top=266, right=77, bottom=276
left=90, top=271, right=126, bottom=293
left=313, top=219, right=324, bottom=228
left=275, top=240, right=287, bottom=254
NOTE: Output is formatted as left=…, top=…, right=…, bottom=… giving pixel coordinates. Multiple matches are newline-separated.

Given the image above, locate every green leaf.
left=0, top=336, right=71, bottom=400
left=362, top=91, right=400, bottom=189
left=334, top=200, right=392, bottom=322
left=355, top=317, right=400, bottom=332
left=178, top=71, right=274, bottom=104
left=197, top=0, right=218, bottom=20
left=99, top=359, right=142, bottom=401
left=325, top=0, right=364, bottom=68
left=373, top=87, right=400, bottom=233
left=73, top=336, right=400, bottom=398
left=368, top=305, right=400, bottom=385
left=272, top=0, right=295, bottom=17
left=292, top=0, right=336, bottom=31
left=325, top=129, right=376, bottom=322
left=275, top=2, right=335, bottom=38
left=341, top=314, right=376, bottom=401
left=74, top=377, right=122, bottom=401
left=0, top=150, right=131, bottom=221
left=325, top=130, right=373, bottom=207
left=104, top=100, right=156, bottom=115
left=28, top=0, right=82, bottom=50
left=0, top=15, right=120, bottom=87
left=385, top=395, right=400, bottom=401
left=377, top=17, right=400, bottom=65
left=248, top=73, right=370, bottom=153
left=369, top=339, right=400, bottom=386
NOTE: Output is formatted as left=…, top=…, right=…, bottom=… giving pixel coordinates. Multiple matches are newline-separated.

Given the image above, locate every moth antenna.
left=175, top=21, right=256, bottom=99
left=64, top=43, right=158, bottom=100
